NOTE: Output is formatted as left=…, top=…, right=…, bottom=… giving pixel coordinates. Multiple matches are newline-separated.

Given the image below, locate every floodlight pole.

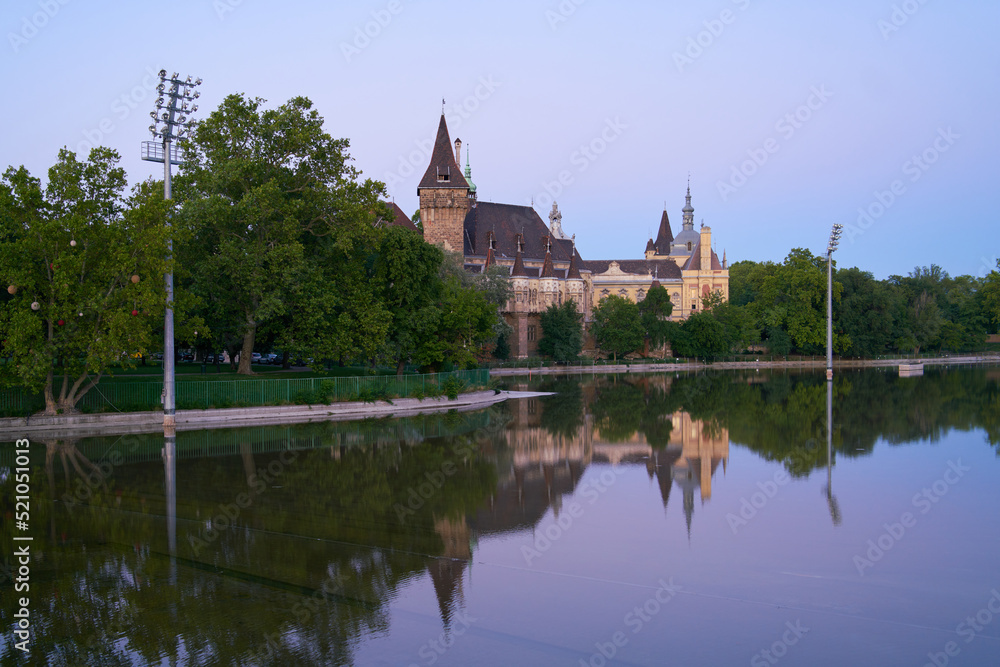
left=826, top=223, right=843, bottom=381
left=142, top=71, right=201, bottom=430
left=163, top=135, right=175, bottom=428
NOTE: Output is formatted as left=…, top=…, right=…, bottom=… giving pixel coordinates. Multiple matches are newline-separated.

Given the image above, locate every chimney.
left=455, top=138, right=462, bottom=167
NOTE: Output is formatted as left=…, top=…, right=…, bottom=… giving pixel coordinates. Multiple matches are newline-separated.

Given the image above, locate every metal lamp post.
left=142, top=70, right=201, bottom=429
left=826, top=223, right=843, bottom=381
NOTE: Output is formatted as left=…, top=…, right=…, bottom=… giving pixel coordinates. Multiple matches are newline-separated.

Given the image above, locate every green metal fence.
left=0, top=369, right=490, bottom=416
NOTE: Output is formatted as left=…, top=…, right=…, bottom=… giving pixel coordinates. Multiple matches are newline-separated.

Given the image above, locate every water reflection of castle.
left=430, top=389, right=729, bottom=625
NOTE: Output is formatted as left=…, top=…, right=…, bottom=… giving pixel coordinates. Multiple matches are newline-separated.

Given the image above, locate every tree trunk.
left=43, top=369, right=57, bottom=415
left=238, top=325, right=255, bottom=375
left=396, top=358, right=406, bottom=376
left=281, top=350, right=290, bottom=369
left=225, top=343, right=239, bottom=371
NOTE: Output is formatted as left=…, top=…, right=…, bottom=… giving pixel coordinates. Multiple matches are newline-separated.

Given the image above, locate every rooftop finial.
left=442, top=97, right=445, bottom=114
left=682, top=177, right=695, bottom=230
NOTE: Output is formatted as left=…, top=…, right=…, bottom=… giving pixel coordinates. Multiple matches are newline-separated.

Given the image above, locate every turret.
left=418, top=114, right=470, bottom=252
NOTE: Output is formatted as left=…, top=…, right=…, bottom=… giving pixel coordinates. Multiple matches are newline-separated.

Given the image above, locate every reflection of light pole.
left=826, top=224, right=843, bottom=380
left=142, top=71, right=201, bottom=429
left=824, top=375, right=841, bottom=526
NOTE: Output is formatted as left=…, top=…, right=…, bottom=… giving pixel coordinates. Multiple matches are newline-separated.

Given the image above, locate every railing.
left=0, top=369, right=490, bottom=417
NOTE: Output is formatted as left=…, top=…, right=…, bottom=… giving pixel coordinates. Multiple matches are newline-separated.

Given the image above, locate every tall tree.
left=176, top=94, right=387, bottom=374
left=591, top=295, right=643, bottom=361
left=374, top=225, right=444, bottom=373
left=982, top=260, right=1000, bottom=331
left=538, top=300, right=583, bottom=361
left=637, top=284, right=673, bottom=350
left=0, top=149, right=170, bottom=413
left=674, top=311, right=728, bottom=358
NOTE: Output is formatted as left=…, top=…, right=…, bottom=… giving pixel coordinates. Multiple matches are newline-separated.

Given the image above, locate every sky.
left=2, top=0, right=997, bottom=280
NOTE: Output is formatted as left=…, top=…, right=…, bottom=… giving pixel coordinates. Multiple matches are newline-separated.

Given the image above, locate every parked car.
left=181, top=353, right=194, bottom=362
left=263, top=353, right=279, bottom=364
left=251, top=352, right=262, bottom=363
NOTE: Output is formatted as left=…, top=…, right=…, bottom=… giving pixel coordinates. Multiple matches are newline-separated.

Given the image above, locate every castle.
left=412, top=113, right=729, bottom=358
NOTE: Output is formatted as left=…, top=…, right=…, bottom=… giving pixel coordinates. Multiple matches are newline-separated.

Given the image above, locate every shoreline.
left=0, top=390, right=550, bottom=440
left=1, top=355, right=995, bottom=438
left=488, top=354, right=1000, bottom=376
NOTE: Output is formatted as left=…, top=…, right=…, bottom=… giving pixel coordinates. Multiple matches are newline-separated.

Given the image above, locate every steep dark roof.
left=511, top=244, right=528, bottom=277
left=387, top=202, right=417, bottom=231
left=645, top=238, right=656, bottom=253
left=567, top=247, right=582, bottom=279
left=463, top=202, right=575, bottom=263
left=540, top=247, right=556, bottom=278
left=582, top=258, right=683, bottom=280
left=683, top=243, right=724, bottom=271
left=418, top=115, right=469, bottom=190
left=654, top=211, right=674, bottom=254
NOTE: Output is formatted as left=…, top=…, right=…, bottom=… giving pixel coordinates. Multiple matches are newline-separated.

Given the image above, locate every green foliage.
left=0, top=148, right=171, bottom=413
left=983, top=260, right=1000, bottom=331
left=538, top=300, right=583, bottom=361
left=376, top=232, right=496, bottom=372
left=176, top=93, right=389, bottom=375
left=637, top=285, right=673, bottom=348
left=591, top=295, right=643, bottom=360
left=673, top=311, right=728, bottom=358
left=441, top=375, right=465, bottom=400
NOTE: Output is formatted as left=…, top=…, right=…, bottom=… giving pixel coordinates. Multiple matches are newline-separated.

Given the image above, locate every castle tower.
left=418, top=115, right=470, bottom=252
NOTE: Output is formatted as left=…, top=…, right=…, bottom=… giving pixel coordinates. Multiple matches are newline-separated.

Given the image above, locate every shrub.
left=441, top=376, right=465, bottom=400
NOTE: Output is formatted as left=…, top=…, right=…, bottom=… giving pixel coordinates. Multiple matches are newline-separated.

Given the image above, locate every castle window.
left=637, top=289, right=646, bottom=301
left=687, top=242, right=692, bottom=251
left=527, top=325, right=537, bottom=342
left=618, top=289, right=628, bottom=298
left=436, top=166, right=450, bottom=182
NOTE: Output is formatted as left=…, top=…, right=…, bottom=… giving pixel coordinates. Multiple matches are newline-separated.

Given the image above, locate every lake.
left=2, top=365, right=999, bottom=666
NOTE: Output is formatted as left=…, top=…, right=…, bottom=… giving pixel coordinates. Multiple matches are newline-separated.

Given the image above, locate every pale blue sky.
left=2, top=0, right=997, bottom=279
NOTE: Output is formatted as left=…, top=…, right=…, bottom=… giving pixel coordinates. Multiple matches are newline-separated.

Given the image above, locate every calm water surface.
left=2, top=366, right=1000, bottom=666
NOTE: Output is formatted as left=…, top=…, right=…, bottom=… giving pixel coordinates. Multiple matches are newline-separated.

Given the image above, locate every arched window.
left=687, top=241, right=692, bottom=251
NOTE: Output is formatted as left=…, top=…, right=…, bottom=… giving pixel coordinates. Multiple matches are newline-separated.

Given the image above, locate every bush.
left=441, top=375, right=465, bottom=400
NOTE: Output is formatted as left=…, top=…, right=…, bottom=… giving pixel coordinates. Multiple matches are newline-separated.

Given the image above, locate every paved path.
left=0, top=390, right=524, bottom=439
left=488, top=355, right=1000, bottom=376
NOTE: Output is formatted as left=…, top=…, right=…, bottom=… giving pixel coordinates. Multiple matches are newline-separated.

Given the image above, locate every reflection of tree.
left=591, top=378, right=644, bottom=441
left=5, top=413, right=501, bottom=666
left=537, top=378, right=584, bottom=439
left=657, top=367, right=1000, bottom=475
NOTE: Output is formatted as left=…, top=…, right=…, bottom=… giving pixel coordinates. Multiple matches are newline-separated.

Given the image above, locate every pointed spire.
left=651, top=264, right=660, bottom=289
left=567, top=237, right=582, bottom=279
left=540, top=235, right=556, bottom=278
left=418, top=114, right=470, bottom=190
left=654, top=209, right=673, bottom=254
left=511, top=233, right=527, bottom=277
left=682, top=177, right=695, bottom=230
left=484, top=230, right=496, bottom=267
left=464, top=145, right=477, bottom=196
